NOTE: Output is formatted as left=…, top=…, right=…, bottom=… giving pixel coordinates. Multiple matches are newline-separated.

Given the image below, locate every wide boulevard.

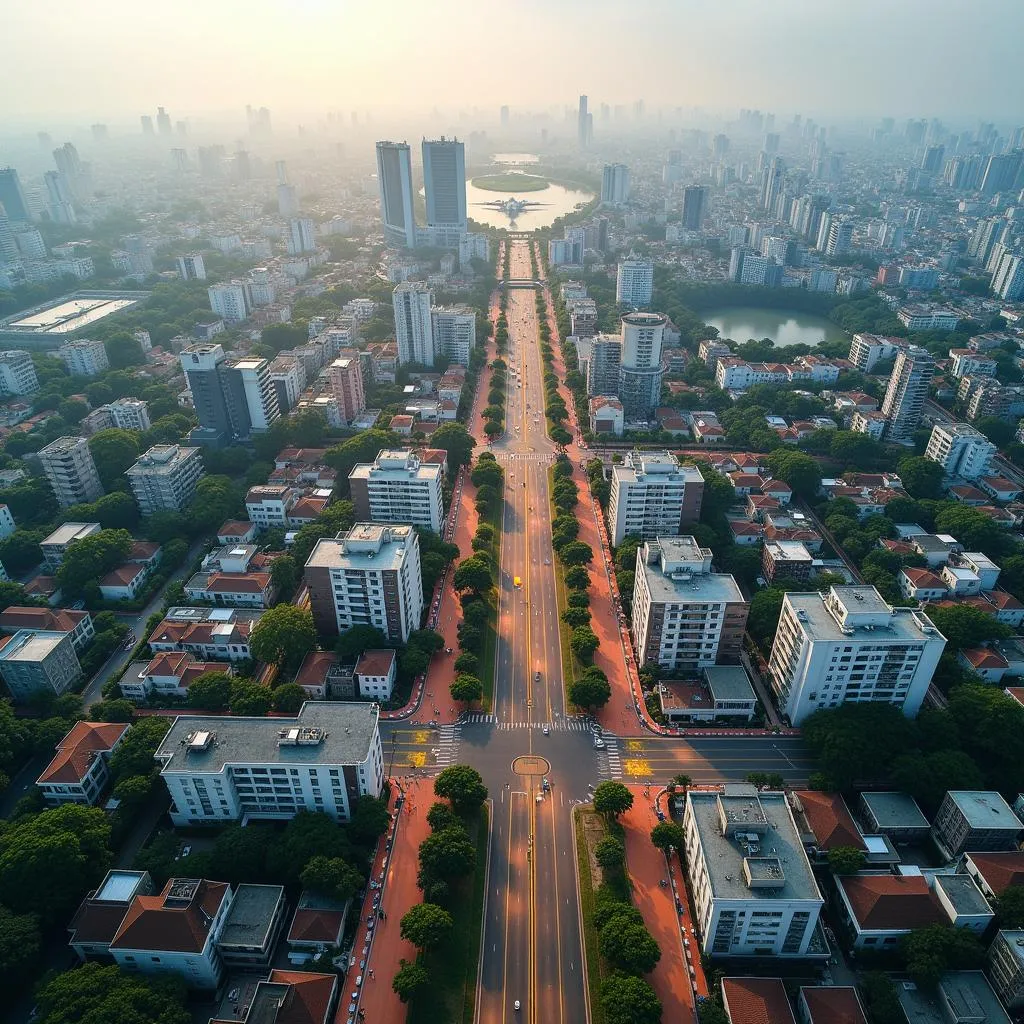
left=379, top=238, right=814, bottom=1023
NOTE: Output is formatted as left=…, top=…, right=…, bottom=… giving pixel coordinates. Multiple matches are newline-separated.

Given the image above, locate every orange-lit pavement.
left=621, top=788, right=707, bottom=1024
left=345, top=779, right=432, bottom=1024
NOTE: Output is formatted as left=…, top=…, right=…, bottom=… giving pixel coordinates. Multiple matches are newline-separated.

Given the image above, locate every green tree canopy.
left=229, top=680, right=273, bottom=716
left=392, top=958, right=429, bottom=1003
left=186, top=671, right=233, bottom=711
left=593, top=781, right=634, bottom=820
left=599, top=913, right=662, bottom=974
left=299, top=855, right=363, bottom=902
left=56, top=528, right=133, bottom=596
left=108, top=718, right=170, bottom=782
left=88, top=429, right=141, bottom=491
left=34, top=962, right=189, bottom=1024
left=272, top=683, right=307, bottom=713
left=927, top=603, right=1011, bottom=651
left=452, top=555, right=493, bottom=595
left=568, top=670, right=612, bottom=710
left=902, top=924, right=985, bottom=989
left=650, top=821, right=686, bottom=852
left=594, top=835, right=625, bottom=870
left=336, top=624, right=388, bottom=659
left=600, top=974, right=663, bottom=1024
left=250, top=604, right=316, bottom=669
left=450, top=673, right=483, bottom=704
left=827, top=846, right=867, bottom=875
left=399, top=902, right=454, bottom=950
left=431, top=423, right=476, bottom=473
left=418, top=825, right=476, bottom=880
left=434, top=764, right=487, bottom=814
left=896, top=456, right=945, bottom=500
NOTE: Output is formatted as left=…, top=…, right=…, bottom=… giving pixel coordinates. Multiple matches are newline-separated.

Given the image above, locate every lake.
left=701, top=307, right=848, bottom=349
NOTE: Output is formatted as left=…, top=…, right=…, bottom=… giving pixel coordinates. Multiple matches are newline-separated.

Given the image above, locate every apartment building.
left=608, top=450, right=705, bottom=546
left=631, top=537, right=748, bottom=672
left=348, top=449, right=444, bottom=533
left=0, top=350, right=40, bottom=395
left=766, top=586, right=947, bottom=725
left=39, top=521, right=101, bottom=570
left=682, top=785, right=824, bottom=957
left=949, top=348, right=997, bottom=379
left=305, top=523, right=423, bottom=642
left=36, top=720, right=129, bottom=805
left=0, top=629, right=81, bottom=703
left=245, top=484, right=297, bottom=528
left=925, top=422, right=997, bottom=480
left=989, top=930, right=1024, bottom=1009
left=0, top=605, right=94, bottom=650
left=107, top=398, right=151, bottom=431
left=155, top=702, right=384, bottom=825
left=147, top=606, right=258, bottom=661
left=880, top=345, right=935, bottom=442
left=126, top=444, right=203, bottom=514
left=327, top=355, right=365, bottom=426
left=38, top=436, right=104, bottom=508
left=615, top=258, right=654, bottom=305
left=58, top=338, right=109, bottom=376
left=431, top=306, right=476, bottom=366
left=763, top=539, right=814, bottom=584
left=932, top=791, right=1024, bottom=861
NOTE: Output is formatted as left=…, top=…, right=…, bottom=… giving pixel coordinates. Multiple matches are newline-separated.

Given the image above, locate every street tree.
left=453, top=556, right=493, bottom=595
left=558, top=541, right=593, bottom=567
left=600, top=973, right=663, bottom=1024
left=568, top=671, right=611, bottom=710
left=594, top=835, right=625, bottom=870
left=392, top=958, right=429, bottom=1003
left=600, top=914, right=662, bottom=973
left=299, top=855, right=364, bottom=901
left=564, top=566, right=590, bottom=590
left=569, top=626, right=600, bottom=663
left=427, top=802, right=459, bottom=833
left=650, top=821, right=686, bottom=852
left=561, top=607, right=591, bottom=628
left=450, top=674, right=483, bottom=704
left=431, top=423, right=476, bottom=473
left=453, top=652, right=479, bottom=675
left=593, top=781, right=634, bottom=821
left=434, top=764, right=488, bottom=814
left=418, top=825, right=476, bottom=880
left=400, top=902, right=454, bottom=950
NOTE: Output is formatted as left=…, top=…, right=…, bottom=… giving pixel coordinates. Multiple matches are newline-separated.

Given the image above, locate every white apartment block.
left=881, top=345, right=934, bottom=442
left=327, top=356, right=365, bottom=426
left=155, top=702, right=384, bottom=825
left=897, top=306, right=960, bottom=331
left=245, top=485, right=297, bottom=528
left=608, top=450, right=705, bottom=546
left=107, top=398, right=151, bottom=431
left=225, top=357, right=280, bottom=433
left=925, top=423, right=997, bottom=480
left=949, top=349, right=997, bottom=379
left=631, top=537, right=748, bottom=672
left=348, top=450, right=443, bottom=533
left=269, top=357, right=304, bottom=412
left=615, top=258, right=654, bottom=306
left=58, top=338, right=109, bottom=376
left=0, top=629, right=81, bottom=703
left=767, top=586, right=947, bottom=726
left=431, top=306, right=476, bottom=366
left=305, top=523, right=423, bottom=642
left=683, top=785, right=824, bottom=957
left=126, top=444, right=204, bottom=514
left=392, top=281, right=434, bottom=366
left=851, top=410, right=887, bottom=439
left=176, top=253, right=206, bottom=280
left=38, top=436, right=104, bottom=508
left=208, top=282, right=251, bottom=323
left=0, top=350, right=39, bottom=395
left=848, top=334, right=902, bottom=372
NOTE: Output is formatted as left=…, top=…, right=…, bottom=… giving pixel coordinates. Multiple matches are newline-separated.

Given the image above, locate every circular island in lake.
left=470, top=173, right=549, bottom=192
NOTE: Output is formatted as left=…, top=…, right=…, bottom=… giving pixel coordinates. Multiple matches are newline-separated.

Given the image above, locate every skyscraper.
left=156, top=107, right=172, bottom=136
left=981, top=151, right=1023, bottom=195
left=500, top=105, right=509, bottom=127
left=759, top=156, right=785, bottom=211
left=881, top=346, right=934, bottom=442
left=681, top=186, right=708, bottom=230
left=38, top=437, right=104, bottom=508
left=601, top=164, right=631, bottom=205
left=824, top=219, right=854, bottom=258
left=615, top=259, right=654, bottom=306
left=920, top=144, right=945, bottom=173
left=617, top=312, right=666, bottom=419
left=140, top=115, right=154, bottom=136
left=578, top=95, right=589, bottom=148
left=422, top=137, right=467, bottom=234
left=287, top=218, right=316, bottom=254
left=392, top=282, right=435, bottom=366
left=375, top=141, right=416, bottom=249
left=0, top=168, right=30, bottom=222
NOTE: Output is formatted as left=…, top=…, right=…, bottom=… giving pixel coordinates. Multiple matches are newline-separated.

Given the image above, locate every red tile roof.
left=128, top=540, right=161, bottom=562
left=205, top=572, right=272, bottom=594
left=800, top=987, right=867, bottom=1024
left=217, top=520, right=256, bottom=538
left=37, top=721, right=129, bottom=784
left=838, top=873, right=945, bottom=931
left=289, top=497, right=329, bottom=520
left=295, top=651, right=339, bottom=688
left=355, top=649, right=397, bottom=677
left=903, top=567, right=946, bottom=590
left=0, top=606, right=89, bottom=634
left=100, top=562, right=146, bottom=587
left=263, top=970, right=337, bottom=1024
left=288, top=906, right=347, bottom=944
left=721, top=977, right=796, bottom=1024
left=111, top=878, right=230, bottom=953
left=965, top=852, right=1024, bottom=895
left=794, top=791, right=866, bottom=851
left=961, top=647, right=1009, bottom=670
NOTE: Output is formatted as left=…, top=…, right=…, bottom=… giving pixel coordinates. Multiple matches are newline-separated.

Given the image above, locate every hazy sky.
left=3, top=0, right=1022, bottom=126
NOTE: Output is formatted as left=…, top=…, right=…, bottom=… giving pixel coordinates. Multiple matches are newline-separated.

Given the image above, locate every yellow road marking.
left=623, top=759, right=652, bottom=777
left=411, top=731, right=431, bottom=744
left=407, top=752, right=427, bottom=767
left=626, top=740, right=645, bottom=752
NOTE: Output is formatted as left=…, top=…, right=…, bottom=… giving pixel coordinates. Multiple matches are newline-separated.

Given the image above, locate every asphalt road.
left=378, top=239, right=818, bottom=1023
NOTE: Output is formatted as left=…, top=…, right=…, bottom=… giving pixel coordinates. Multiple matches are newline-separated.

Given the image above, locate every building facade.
left=608, top=450, right=705, bottom=546
left=925, top=423, right=997, bottom=480
left=327, top=356, right=366, bottom=426
left=58, top=338, right=109, bottom=376
left=348, top=450, right=444, bottom=533
left=615, top=258, right=654, bottom=306
left=38, top=436, right=104, bottom=508
left=126, top=444, right=204, bottom=514
left=0, top=629, right=81, bottom=703
left=880, top=345, right=934, bottom=442
left=392, top=281, right=434, bottom=366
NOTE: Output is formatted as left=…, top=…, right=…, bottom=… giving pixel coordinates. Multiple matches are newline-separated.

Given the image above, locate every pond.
left=701, top=307, right=849, bottom=349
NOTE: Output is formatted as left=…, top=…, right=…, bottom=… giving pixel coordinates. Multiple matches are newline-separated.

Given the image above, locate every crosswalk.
left=459, top=713, right=599, bottom=733
left=596, top=739, right=623, bottom=780
left=432, top=724, right=462, bottom=769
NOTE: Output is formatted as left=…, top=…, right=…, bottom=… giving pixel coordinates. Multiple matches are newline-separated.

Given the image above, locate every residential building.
left=848, top=334, right=902, bottom=372
left=108, top=877, right=232, bottom=988
left=0, top=629, right=81, bottom=703
left=766, top=586, right=947, bottom=725
left=618, top=311, right=665, bottom=420
left=431, top=306, right=476, bottom=366
left=682, top=785, right=824, bottom=957
left=268, top=356, right=304, bottom=412
left=615, top=258, right=654, bottom=306
left=392, top=281, right=434, bottom=366
left=601, top=163, right=631, bottom=205
left=154, top=701, right=384, bottom=825
left=896, top=305, right=960, bottom=331
left=98, top=561, right=149, bottom=602
left=699, top=339, right=732, bottom=368
left=925, top=423, right=996, bottom=480
left=608, top=450, right=705, bottom=546
left=422, top=137, right=467, bottom=235
left=0, top=167, right=31, bottom=221
left=631, top=537, right=748, bottom=672
left=960, top=852, right=1024, bottom=900
left=850, top=410, right=886, bottom=439
left=348, top=449, right=443, bottom=533
left=858, top=791, right=931, bottom=844
left=286, top=890, right=348, bottom=964
left=226, top=970, right=337, bottom=1024
left=589, top=396, right=624, bottom=436
left=898, top=972, right=1012, bottom=1024
left=147, top=606, right=259, bottom=662
left=354, top=649, right=397, bottom=701
left=245, top=485, right=297, bottom=528
left=328, top=356, right=365, bottom=425
left=180, top=343, right=231, bottom=444
left=681, top=185, right=707, bottom=230
left=949, top=348, right=997, bottom=379
left=220, top=357, right=280, bottom=436
left=0, top=350, right=39, bottom=395
left=185, top=571, right=275, bottom=608
left=569, top=297, right=598, bottom=338
left=126, top=444, right=203, bottom=514
left=36, top=720, right=129, bottom=805
left=657, top=666, right=757, bottom=724
left=0, top=606, right=94, bottom=650
left=584, top=334, right=621, bottom=396
left=989, top=930, right=1024, bottom=1009
left=880, top=345, right=933, bottom=442
left=993, top=252, right=1024, bottom=301
left=68, top=870, right=156, bottom=962
left=40, top=521, right=101, bottom=570
left=207, top=282, right=251, bottom=323
left=763, top=540, right=814, bottom=584
left=931, top=790, right=1024, bottom=860
left=105, top=397, right=150, bottom=431
left=176, top=253, right=206, bottom=280
left=38, top=436, right=104, bottom=508
left=119, top=650, right=228, bottom=702
left=305, top=523, right=423, bottom=642
left=721, top=978, right=796, bottom=1024
left=287, top=217, right=316, bottom=255
left=58, top=338, right=109, bottom=376
left=375, top=141, right=416, bottom=248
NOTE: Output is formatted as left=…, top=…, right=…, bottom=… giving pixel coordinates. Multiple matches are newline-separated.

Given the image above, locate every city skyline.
left=1, top=0, right=1022, bottom=124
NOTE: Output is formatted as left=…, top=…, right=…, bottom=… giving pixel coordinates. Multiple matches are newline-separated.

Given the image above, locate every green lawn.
left=471, top=173, right=549, bottom=192
left=408, top=806, right=490, bottom=1024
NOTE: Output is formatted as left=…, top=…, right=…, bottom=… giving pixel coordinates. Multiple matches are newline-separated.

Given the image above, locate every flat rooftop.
left=687, top=786, right=822, bottom=904
left=785, top=587, right=943, bottom=644
left=860, top=792, right=930, bottom=830
left=306, top=523, right=416, bottom=573
left=898, top=972, right=1010, bottom=1024
left=0, top=629, right=67, bottom=662
left=704, top=666, right=757, bottom=703
left=932, top=873, right=992, bottom=917
left=639, top=560, right=744, bottom=607
left=0, top=290, right=148, bottom=344
left=155, top=701, right=379, bottom=774
left=218, top=884, right=285, bottom=948
left=96, top=870, right=148, bottom=903
left=946, top=791, right=1023, bottom=830
left=41, top=522, right=101, bottom=547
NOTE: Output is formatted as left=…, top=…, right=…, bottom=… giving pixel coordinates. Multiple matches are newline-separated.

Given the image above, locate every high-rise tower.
left=375, top=141, right=416, bottom=249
